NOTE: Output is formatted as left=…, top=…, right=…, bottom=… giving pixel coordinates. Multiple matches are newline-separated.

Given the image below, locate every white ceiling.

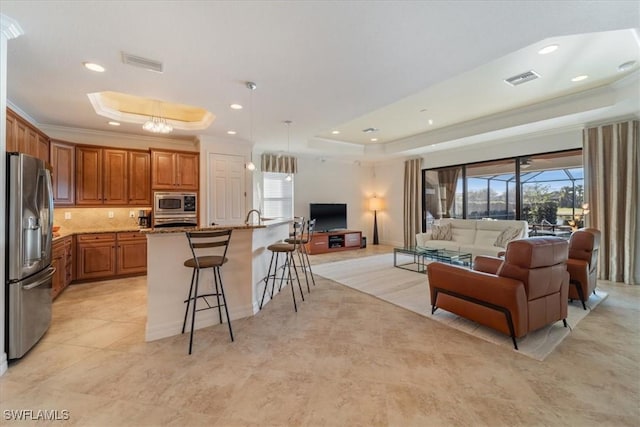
left=2, top=1, right=640, bottom=160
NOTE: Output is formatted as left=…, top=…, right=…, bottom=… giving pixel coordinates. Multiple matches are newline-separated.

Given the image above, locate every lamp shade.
left=369, top=196, right=383, bottom=211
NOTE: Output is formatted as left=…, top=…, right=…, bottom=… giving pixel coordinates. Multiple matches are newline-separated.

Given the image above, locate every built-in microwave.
left=153, top=192, right=197, bottom=227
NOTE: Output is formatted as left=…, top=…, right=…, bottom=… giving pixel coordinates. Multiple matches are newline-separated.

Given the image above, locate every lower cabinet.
left=116, top=232, right=147, bottom=275
left=76, top=232, right=146, bottom=281
left=52, top=235, right=73, bottom=299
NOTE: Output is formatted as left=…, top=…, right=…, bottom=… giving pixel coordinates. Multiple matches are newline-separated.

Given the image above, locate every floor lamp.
left=369, top=196, right=383, bottom=245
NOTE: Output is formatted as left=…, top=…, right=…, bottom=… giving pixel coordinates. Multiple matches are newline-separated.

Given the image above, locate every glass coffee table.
left=394, top=246, right=472, bottom=273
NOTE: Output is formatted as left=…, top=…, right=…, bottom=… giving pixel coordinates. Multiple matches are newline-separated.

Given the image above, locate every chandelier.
left=142, top=115, right=173, bottom=133
left=142, top=102, right=173, bottom=133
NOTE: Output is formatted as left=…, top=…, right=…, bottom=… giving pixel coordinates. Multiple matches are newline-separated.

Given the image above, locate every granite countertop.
left=141, top=218, right=291, bottom=235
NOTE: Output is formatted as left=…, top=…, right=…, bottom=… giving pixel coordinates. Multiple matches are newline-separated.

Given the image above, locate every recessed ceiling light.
left=428, top=119, right=434, bottom=125
left=227, top=130, right=237, bottom=135
left=571, top=75, right=588, bottom=82
left=108, top=121, right=120, bottom=126
left=370, top=138, right=378, bottom=142
left=331, top=130, right=340, bottom=135
left=618, top=60, right=637, bottom=72
left=538, top=44, right=558, bottom=55
left=230, top=104, right=243, bottom=110
left=83, top=62, right=105, bottom=72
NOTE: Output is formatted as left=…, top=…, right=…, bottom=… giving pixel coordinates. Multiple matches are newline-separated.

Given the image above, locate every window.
left=262, top=172, right=293, bottom=219
left=421, top=149, right=583, bottom=231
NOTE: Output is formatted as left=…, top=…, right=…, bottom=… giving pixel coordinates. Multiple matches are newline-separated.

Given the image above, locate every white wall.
left=293, top=156, right=375, bottom=243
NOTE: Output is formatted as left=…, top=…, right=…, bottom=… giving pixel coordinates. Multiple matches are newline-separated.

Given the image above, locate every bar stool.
left=182, top=229, right=233, bottom=355
left=259, top=218, right=305, bottom=311
left=285, top=218, right=316, bottom=290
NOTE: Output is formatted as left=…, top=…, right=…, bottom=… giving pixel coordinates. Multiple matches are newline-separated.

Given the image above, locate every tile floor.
left=1, top=245, right=639, bottom=426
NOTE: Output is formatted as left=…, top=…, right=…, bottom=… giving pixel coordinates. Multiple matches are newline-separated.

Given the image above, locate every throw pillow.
left=431, top=223, right=453, bottom=241
left=493, top=226, right=522, bottom=248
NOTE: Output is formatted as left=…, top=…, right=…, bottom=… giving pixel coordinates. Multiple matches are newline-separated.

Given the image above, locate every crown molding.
left=1, top=14, right=23, bottom=40
left=39, top=124, right=199, bottom=150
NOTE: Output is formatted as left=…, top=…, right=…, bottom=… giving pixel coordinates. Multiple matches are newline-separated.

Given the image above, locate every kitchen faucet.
left=245, top=209, right=262, bottom=225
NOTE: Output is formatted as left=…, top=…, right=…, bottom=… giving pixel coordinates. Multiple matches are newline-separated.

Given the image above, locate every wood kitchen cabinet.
left=151, top=149, right=199, bottom=190
left=52, top=235, right=73, bottom=299
left=127, top=150, right=151, bottom=205
left=5, top=108, right=50, bottom=163
left=116, top=232, right=147, bottom=274
left=76, top=232, right=146, bottom=281
left=76, top=147, right=128, bottom=205
left=50, top=140, right=75, bottom=205
left=76, top=233, right=117, bottom=280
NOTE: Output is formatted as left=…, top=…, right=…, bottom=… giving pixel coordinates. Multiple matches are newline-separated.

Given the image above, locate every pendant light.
left=246, top=81, right=257, bottom=171
left=284, top=120, right=292, bottom=181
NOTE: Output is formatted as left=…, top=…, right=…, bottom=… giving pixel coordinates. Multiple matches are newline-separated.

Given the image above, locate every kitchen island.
left=142, top=219, right=291, bottom=341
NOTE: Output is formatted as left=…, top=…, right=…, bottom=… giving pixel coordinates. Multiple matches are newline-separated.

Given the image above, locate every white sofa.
left=415, top=218, right=529, bottom=259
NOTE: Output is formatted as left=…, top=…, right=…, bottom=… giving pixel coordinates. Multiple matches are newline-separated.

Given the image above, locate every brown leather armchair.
left=566, top=228, right=601, bottom=310
left=427, top=237, right=569, bottom=349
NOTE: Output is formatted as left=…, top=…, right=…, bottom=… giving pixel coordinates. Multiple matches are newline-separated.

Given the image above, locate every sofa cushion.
left=446, top=219, right=476, bottom=244
left=475, top=229, right=503, bottom=248
left=431, top=223, right=453, bottom=240
left=494, top=227, right=523, bottom=248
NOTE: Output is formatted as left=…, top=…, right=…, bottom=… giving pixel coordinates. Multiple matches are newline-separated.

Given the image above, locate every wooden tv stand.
left=306, top=230, right=362, bottom=255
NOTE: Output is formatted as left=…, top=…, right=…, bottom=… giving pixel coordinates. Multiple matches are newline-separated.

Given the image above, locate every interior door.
left=208, top=153, right=245, bottom=226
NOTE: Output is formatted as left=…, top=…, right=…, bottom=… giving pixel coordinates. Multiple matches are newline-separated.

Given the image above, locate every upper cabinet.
left=76, top=147, right=129, bottom=205
left=75, top=146, right=152, bottom=206
left=151, top=149, right=199, bottom=190
left=128, top=151, right=151, bottom=205
left=5, top=108, right=50, bottom=164
left=50, top=140, right=75, bottom=206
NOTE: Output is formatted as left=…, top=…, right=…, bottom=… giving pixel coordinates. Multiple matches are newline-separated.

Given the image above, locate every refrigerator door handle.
left=22, top=266, right=56, bottom=290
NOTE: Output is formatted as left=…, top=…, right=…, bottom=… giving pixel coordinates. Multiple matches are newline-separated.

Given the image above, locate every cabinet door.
left=176, top=152, right=199, bottom=190
left=5, top=110, right=18, bottom=152
left=50, top=141, right=75, bottom=205
left=151, top=150, right=176, bottom=189
left=128, top=151, right=151, bottom=205
left=117, top=233, right=147, bottom=275
left=26, top=128, right=39, bottom=158
left=76, top=234, right=117, bottom=280
left=51, top=241, right=66, bottom=299
left=345, top=232, right=362, bottom=248
left=37, top=134, right=50, bottom=164
left=15, top=119, right=28, bottom=155
left=103, top=149, right=128, bottom=205
left=76, top=147, right=103, bottom=205
left=64, top=236, right=74, bottom=286
left=307, top=234, right=329, bottom=254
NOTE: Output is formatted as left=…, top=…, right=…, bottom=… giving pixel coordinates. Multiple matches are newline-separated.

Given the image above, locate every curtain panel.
left=404, top=158, right=423, bottom=247
left=437, top=167, right=460, bottom=217
left=261, top=153, right=298, bottom=174
left=583, top=120, right=638, bottom=284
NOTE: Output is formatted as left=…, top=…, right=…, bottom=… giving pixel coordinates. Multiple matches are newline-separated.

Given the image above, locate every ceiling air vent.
left=121, top=52, right=163, bottom=73
left=504, top=70, right=540, bottom=87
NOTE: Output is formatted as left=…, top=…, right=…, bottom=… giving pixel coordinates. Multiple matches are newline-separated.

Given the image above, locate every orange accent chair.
left=427, top=237, right=569, bottom=349
left=566, top=228, right=601, bottom=310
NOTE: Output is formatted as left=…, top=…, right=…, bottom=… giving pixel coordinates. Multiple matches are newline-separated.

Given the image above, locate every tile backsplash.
left=53, top=207, right=152, bottom=233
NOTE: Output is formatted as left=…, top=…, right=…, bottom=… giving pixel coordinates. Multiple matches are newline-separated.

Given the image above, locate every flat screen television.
left=310, top=203, right=347, bottom=232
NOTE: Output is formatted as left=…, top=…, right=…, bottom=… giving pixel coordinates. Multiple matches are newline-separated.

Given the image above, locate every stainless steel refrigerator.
left=5, top=152, right=55, bottom=359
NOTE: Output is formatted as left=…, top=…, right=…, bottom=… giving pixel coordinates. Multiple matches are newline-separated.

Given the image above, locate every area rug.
left=313, top=254, right=608, bottom=361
